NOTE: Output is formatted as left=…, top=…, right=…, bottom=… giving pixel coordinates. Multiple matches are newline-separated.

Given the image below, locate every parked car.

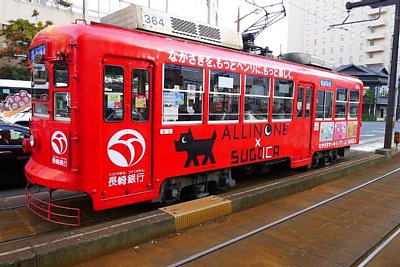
left=0, top=120, right=30, bottom=169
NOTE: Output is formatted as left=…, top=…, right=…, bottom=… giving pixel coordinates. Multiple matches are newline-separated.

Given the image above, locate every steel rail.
left=357, top=226, right=400, bottom=267
left=168, top=166, right=400, bottom=267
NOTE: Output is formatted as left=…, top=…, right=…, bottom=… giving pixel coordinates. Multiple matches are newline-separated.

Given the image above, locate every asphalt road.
left=360, top=121, right=400, bottom=141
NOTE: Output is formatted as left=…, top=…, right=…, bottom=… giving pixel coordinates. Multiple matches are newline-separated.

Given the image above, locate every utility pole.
left=385, top=1, right=400, bottom=148
left=237, top=6, right=240, bottom=32
left=83, top=0, right=88, bottom=20
left=346, top=0, right=399, bottom=149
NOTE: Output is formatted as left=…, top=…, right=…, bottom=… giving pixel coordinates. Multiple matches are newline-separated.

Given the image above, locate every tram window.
left=54, top=92, right=71, bottom=121
left=335, top=88, right=348, bottom=119
left=53, top=62, right=69, bottom=87
left=316, top=90, right=333, bottom=120
left=272, top=79, right=294, bottom=120
left=209, top=71, right=240, bottom=122
left=349, top=90, right=360, bottom=119
left=305, top=88, right=312, bottom=118
left=32, top=63, right=49, bottom=118
left=324, top=92, right=333, bottom=119
left=316, top=91, right=324, bottom=119
left=32, top=64, right=47, bottom=87
left=33, top=103, right=49, bottom=118
left=104, top=65, right=124, bottom=122
left=296, top=87, right=304, bottom=118
left=132, top=69, right=149, bottom=122
left=244, top=75, right=269, bottom=121
left=163, top=64, right=203, bottom=123
left=32, top=64, right=49, bottom=101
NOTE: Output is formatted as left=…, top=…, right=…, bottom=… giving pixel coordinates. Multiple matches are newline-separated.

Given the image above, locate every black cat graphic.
left=174, top=129, right=217, bottom=168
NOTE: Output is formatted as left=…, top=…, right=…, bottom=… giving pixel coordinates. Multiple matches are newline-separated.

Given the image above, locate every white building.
left=287, top=0, right=395, bottom=70
left=1, top=0, right=219, bottom=30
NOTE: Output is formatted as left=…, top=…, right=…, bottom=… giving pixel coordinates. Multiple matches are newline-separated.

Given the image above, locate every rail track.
left=0, top=152, right=364, bottom=246
left=167, top=163, right=400, bottom=266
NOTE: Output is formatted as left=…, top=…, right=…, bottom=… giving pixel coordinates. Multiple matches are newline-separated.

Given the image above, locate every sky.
left=218, top=0, right=288, bottom=56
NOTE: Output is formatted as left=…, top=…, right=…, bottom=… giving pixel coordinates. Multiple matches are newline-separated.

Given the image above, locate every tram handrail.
left=26, top=185, right=81, bottom=226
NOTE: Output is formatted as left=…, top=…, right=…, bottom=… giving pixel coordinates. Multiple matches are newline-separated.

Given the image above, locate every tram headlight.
left=30, top=134, right=35, bottom=147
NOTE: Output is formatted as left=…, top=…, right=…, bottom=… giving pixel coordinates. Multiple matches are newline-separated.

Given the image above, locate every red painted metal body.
left=25, top=22, right=363, bottom=223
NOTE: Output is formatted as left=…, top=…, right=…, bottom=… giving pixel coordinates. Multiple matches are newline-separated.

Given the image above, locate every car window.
left=0, top=129, right=10, bottom=145
left=0, top=128, right=28, bottom=145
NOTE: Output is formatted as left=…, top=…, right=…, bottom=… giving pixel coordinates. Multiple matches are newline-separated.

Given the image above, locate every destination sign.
left=29, top=44, right=46, bottom=62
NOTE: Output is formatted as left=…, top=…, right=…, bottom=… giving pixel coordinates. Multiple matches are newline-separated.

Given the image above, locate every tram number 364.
left=143, top=14, right=166, bottom=27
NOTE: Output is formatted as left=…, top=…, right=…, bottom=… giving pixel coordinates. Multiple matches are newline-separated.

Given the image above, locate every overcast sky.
left=218, top=0, right=288, bottom=55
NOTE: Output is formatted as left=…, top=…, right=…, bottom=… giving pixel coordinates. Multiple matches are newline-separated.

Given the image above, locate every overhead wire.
left=282, top=0, right=367, bottom=37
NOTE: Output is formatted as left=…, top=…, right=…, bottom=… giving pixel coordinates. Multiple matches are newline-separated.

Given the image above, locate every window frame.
left=244, top=74, right=270, bottom=122
left=53, top=61, right=69, bottom=88
left=131, top=68, right=150, bottom=122
left=103, top=65, right=125, bottom=123
left=54, top=92, right=71, bottom=122
left=305, top=88, right=312, bottom=118
left=32, top=63, right=50, bottom=118
left=296, top=86, right=304, bottom=118
left=335, top=88, right=348, bottom=120
left=162, top=64, right=205, bottom=125
left=316, top=90, right=333, bottom=120
left=272, top=79, right=294, bottom=121
left=208, top=69, right=241, bottom=124
left=349, top=89, right=360, bottom=119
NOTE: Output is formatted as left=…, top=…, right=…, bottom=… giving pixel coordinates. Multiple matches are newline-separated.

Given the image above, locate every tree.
left=0, top=18, right=53, bottom=65
left=0, top=64, right=30, bottom=80
left=363, top=88, right=376, bottom=115
left=0, top=18, right=52, bottom=80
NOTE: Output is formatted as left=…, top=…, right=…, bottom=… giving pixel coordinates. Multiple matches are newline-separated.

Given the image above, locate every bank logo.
left=51, top=131, right=68, bottom=155
left=107, top=129, right=146, bottom=167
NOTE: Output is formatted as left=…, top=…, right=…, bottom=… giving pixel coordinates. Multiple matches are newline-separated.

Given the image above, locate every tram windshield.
left=32, top=63, right=49, bottom=117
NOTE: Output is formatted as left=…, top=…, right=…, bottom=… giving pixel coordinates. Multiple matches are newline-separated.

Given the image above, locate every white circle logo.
left=51, top=131, right=68, bottom=155
left=107, top=129, right=146, bottom=167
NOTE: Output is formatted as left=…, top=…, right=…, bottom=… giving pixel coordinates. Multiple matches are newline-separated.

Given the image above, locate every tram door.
left=293, top=83, right=313, bottom=160
left=101, top=57, right=153, bottom=199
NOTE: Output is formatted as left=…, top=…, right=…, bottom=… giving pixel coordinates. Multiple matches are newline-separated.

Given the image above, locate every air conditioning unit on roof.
left=100, top=5, right=244, bottom=50
left=281, top=53, right=334, bottom=70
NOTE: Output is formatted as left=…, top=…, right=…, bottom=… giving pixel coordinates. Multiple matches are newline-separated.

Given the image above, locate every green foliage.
left=363, top=89, right=376, bottom=105
left=362, top=114, right=377, bottom=121
left=0, top=64, right=30, bottom=80
left=0, top=19, right=52, bottom=65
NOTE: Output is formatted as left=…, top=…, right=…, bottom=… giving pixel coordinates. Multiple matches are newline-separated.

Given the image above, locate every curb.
left=0, top=153, right=390, bottom=267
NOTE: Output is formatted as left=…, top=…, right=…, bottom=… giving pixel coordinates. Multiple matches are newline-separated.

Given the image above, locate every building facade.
left=287, top=0, right=395, bottom=70
left=336, top=64, right=389, bottom=120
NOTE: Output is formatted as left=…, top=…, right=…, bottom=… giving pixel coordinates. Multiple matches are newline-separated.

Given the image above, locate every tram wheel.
left=244, top=164, right=256, bottom=176
left=261, top=164, right=271, bottom=174
left=319, top=151, right=331, bottom=167
left=331, top=149, right=338, bottom=162
left=311, top=153, right=320, bottom=168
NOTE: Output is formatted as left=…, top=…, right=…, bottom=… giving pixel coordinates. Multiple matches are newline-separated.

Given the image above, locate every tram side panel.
left=309, top=80, right=363, bottom=161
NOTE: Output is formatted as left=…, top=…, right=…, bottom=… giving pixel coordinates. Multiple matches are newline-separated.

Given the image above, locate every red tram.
left=24, top=7, right=363, bottom=225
